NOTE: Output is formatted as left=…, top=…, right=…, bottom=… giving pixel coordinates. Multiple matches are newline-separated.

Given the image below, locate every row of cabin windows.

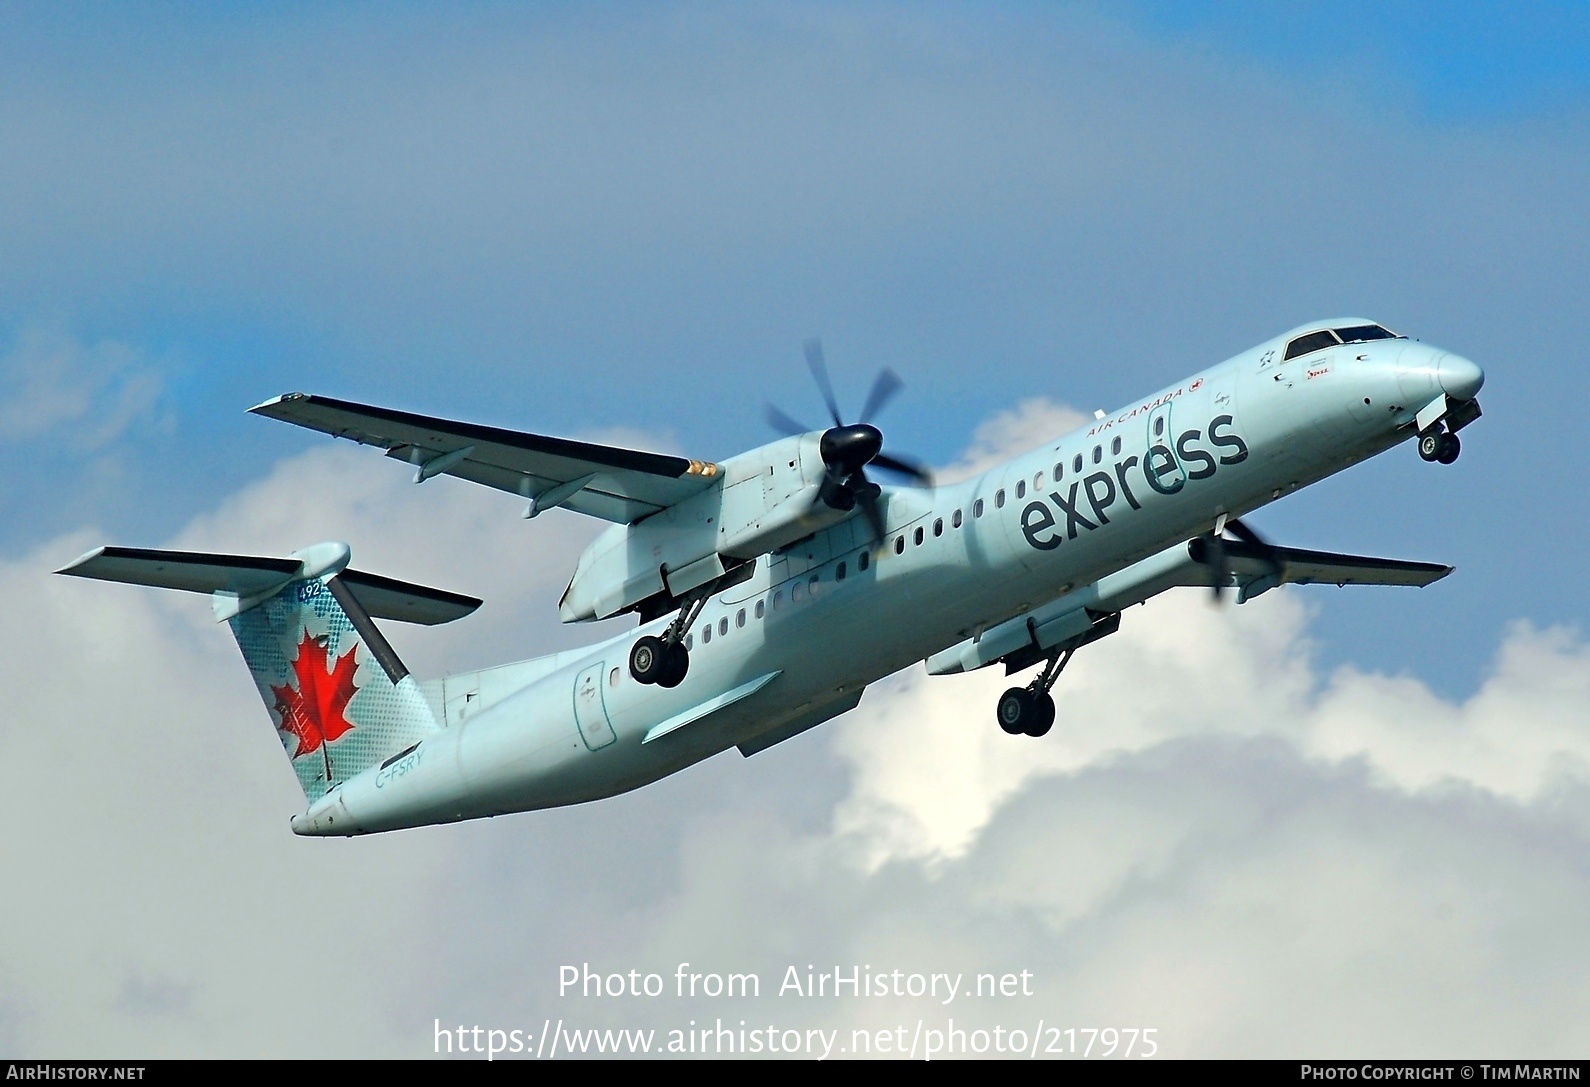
left=683, top=549, right=874, bottom=650
left=680, top=425, right=1150, bottom=651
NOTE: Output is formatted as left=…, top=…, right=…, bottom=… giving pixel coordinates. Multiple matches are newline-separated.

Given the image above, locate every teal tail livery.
left=56, top=542, right=480, bottom=804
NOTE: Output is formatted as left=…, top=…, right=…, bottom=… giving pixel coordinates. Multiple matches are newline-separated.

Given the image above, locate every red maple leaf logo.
left=272, top=631, right=359, bottom=759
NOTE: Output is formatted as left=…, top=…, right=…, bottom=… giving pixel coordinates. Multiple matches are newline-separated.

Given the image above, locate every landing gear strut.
left=1418, top=427, right=1460, bottom=465
left=629, top=595, right=707, bottom=688
left=997, top=647, right=1075, bottom=738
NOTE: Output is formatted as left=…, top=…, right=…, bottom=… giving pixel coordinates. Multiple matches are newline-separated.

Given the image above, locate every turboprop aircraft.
left=58, top=320, right=1483, bottom=836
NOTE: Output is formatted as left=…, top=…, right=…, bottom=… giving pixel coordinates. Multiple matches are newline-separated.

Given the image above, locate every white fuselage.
left=294, top=326, right=1476, bottom=835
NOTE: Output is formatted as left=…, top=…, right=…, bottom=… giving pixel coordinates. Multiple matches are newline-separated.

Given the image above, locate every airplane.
left=57, top=319, right=1484, bottom=837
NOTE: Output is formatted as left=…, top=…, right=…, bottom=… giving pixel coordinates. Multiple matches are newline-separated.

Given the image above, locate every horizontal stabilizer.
left=56, top=546, right=300, bottom=596
left=57, top=545, right=481, bottom=625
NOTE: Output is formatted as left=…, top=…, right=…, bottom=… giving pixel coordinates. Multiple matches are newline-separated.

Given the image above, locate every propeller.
left=1188, top=517, right=1281, bottom=604
left=763, top=338, right=933, bottom=542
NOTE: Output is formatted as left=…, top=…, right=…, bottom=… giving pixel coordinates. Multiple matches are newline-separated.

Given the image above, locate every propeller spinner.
left=763, top=339, right=932, bottom=541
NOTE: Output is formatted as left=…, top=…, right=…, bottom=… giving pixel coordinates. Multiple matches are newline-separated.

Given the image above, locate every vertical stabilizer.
left=56, top=542, right=481, bottom=804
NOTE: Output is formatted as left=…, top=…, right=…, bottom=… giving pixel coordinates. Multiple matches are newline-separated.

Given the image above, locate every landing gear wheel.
left=1418, top=430, right=1443, bottom=462
left=656, top=641, right=690, bottom=688
left=997, top=688, right=1032, bottom=735
left=629, top=636, right=668, bottom=685
left=1024, top=693, right=1056, bottom=737
left=1436, top=432, right=1461, bottom=464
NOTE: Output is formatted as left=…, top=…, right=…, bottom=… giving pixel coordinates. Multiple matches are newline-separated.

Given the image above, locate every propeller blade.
left=856, top=483, right=886, bottom=544
left=1189, top=533, right=1232, bottom=603
left=765, top=404, right=813, bottom=437
left=803, top=338, right=844, bottom=427
left=858, top=368, right=904, bottom=425
left=871, top=451, right=934, bottom=487
left=1206, top=534, right=1230, bottom=603
left=1225, top=518, right=1269, bottom=549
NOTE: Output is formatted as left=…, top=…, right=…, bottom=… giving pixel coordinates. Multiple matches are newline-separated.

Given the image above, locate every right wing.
left=250, top=393, right=721, bottom=524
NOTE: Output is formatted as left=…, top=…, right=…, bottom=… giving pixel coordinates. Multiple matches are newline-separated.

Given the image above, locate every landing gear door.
left=573, top=663, right=617, bottom=751
left=1146, top=402, right=1186, bottom=493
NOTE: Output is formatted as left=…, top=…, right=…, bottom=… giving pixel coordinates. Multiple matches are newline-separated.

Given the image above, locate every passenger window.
left=952, top=509, right=962, bottom=528
left=914, top=526, right=924, bottom=546
left=995, top=489, right=1006, bottom=509
left=702, top=625, right=712, bottom=644
left=792, top=581, right=804, bottom=602
left=1054, top=462, right=1063, bottom=481
left=1016, top=480, right=1026, bottom=499
left=719, top=617, right=728, bottom=636
left=895, top=536, right=904, bottom=554
left=685, top=633, right=694, bottom=650
left=808, top=574, right=820, bottom=596
left=1034, top=471, right=1044, bottom=490
left=858, top=551, right=869, bottom=571
left=1073, top=454, right=1082, bottom=473
left=1111, top=436, right=1122, bottom=455
left=1092, top=445, right=1102, bottom=464
left=1154, top=416, right=1164, bottom=436
left=609, top=667, right=620, bottom=687
left=755, top=600, right=765, bottom=618
left=772, top=590, right=783, bottom=611
left=836, top=561, right=847, bottom=581
left=933, top=518, right=943, bottom=536
left=1283, top=329, right=1340, bottom=360
left=974, top=498, right=984, bottom=518
left=737, top=608, right=746, bottom=627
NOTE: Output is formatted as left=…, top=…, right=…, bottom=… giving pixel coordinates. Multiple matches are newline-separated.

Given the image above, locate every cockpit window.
left=1283, top=330, right=1340, bottom=361
left=1333, top=324, right=1399, bottom=344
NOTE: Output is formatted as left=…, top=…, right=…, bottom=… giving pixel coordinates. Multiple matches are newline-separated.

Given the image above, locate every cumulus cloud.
left=5, top=395, right=1587, bottom=1057
left=0, top=328, right=164, bottom=450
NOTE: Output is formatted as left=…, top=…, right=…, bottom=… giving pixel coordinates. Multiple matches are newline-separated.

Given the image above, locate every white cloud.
left=5, top=402, right=1589, bottom=1057
left=0, top=329, right=164, bottom=450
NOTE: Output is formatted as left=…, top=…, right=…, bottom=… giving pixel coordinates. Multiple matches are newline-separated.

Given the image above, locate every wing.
left=1221, top=541, right=1452, bottom=597
left=250, top=393, right=720, bottom=524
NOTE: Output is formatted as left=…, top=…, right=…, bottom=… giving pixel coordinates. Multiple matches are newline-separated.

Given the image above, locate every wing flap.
left=253, top=393, right=720, bottom=524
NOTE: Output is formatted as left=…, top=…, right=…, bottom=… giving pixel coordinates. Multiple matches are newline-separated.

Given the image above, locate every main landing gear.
left=997, top=647, right=1075, bottom=738
left=629, top=595, right=707, bottom=688
left=1418, top=427, right=1460, bottom=465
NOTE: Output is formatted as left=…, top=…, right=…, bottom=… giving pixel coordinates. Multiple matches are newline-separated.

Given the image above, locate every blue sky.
left=0, top=2, right=1585, bottom=685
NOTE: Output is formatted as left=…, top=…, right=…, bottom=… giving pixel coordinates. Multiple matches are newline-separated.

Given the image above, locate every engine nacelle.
left=557, top=434, right=856, bottom=622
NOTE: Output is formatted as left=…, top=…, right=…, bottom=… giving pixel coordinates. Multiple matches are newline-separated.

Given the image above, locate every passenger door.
left=572, top=663, right=617, bottom=751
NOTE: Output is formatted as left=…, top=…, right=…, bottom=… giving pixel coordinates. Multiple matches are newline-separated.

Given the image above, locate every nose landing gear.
left=1418, top=428, right=1461, bottom=465
left=629, top=595, right=707, bottom=688
left=996, top=647, right=1075, bottom=737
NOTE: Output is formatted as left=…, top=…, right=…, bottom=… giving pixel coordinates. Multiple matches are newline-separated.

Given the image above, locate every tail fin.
left=57, top=541, right=481, bottom=803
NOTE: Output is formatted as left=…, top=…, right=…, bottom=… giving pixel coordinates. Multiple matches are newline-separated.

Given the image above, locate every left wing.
left=250, top=393, right=720, bottom=524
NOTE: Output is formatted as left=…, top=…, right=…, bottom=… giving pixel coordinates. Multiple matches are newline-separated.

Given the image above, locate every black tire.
left=997, top=688, right=1031, bottom=735
left=656, top=641, right=690, bottom=688
left=1436, top=432, right=1461, bottom=465
left=629, top=635, right=667, bottom=684
left=1418, top=431, right=1442, bottom=462
left=1024, top=693, right=1056, bottom=737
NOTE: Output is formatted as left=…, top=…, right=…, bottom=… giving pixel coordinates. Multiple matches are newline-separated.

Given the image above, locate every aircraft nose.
left=1437, top=353, right=1485, bottom=401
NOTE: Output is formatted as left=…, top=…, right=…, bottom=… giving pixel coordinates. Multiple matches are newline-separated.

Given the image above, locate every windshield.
left=1333, top=324, right=1400, bottom=344
left=1283, top=330, right=1340, bottom=361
